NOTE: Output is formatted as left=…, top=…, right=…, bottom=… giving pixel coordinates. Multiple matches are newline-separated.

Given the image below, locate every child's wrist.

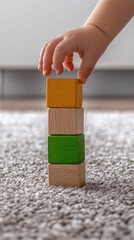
left=83, top=23, right=111, bottom=43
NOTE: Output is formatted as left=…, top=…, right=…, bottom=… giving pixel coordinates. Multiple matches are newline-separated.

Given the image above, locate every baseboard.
left=1, top=69, right=134, bottom=98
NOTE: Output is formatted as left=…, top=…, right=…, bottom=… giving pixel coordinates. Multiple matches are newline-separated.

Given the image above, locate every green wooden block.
left=48, top=134, right=85, bottom=164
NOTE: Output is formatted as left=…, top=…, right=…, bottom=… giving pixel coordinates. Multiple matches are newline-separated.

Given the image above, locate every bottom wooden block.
left=48, top=162, right=85, bottom=187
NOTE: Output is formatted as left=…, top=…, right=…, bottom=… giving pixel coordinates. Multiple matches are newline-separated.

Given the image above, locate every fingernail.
left=43, top=71, right=46, bottom=76
left=82, top=78, right=86, bottom=84
left=56, top=69, right=61, bottom=74
left=79, top=78, right=86, bottom=84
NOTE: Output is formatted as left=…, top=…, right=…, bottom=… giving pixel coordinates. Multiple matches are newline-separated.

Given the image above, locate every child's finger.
left=42, top=66, right=52, bottom=76
left=42, top=37, right=62, bottom=76
left=53, top=38, right=76, bottom=74
left=64, top=53, right=74, bottom=71
left=38, top=41, right=51, bottom=71
left=78, top=54, right=94, bottom=83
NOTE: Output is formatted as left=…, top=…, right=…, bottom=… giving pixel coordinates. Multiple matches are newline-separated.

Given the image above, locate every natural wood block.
left=48, top=134, right=85, bottom=164
left=48, top=108, right=84, bottom=134
left=48, top=162, right=86, bottom=187
left=46, top=78, right=82, bottom=107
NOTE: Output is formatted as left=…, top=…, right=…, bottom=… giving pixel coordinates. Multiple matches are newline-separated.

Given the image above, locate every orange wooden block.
left=46, top=78, right=82, bottom=107
left=48, top=108, right=84, bottom=134
left=48, top=162, right=85, bottom=187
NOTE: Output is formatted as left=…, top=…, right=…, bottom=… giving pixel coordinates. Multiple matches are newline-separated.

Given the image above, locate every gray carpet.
left=0, top=111, right=134, bottom=240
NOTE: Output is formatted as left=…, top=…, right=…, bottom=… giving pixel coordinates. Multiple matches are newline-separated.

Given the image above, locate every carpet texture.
left=0, top=111, right=134, bottom=240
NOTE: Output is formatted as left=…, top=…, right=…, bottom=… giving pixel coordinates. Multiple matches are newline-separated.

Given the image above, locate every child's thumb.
left=78, top=56, right=94, bottom=83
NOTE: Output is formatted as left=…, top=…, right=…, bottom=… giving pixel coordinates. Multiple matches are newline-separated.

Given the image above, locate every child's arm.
left=84, top=0, right=134, bottom=41
left=38, top=0, right=134, bottom=83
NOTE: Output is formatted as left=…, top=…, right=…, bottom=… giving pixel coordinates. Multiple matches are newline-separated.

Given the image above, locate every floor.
left=0, top=98, right=134, bottom=111
left=1, top=110, right=134, bottom=239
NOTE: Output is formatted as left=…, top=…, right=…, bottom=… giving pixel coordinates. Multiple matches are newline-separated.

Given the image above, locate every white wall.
left=0, top=0, right=133, bottom=98
left=0, top=0, right=134, bottom=69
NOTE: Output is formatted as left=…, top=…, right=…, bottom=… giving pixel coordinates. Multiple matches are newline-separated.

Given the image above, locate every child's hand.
left=38, top=25, right=110, bottom=83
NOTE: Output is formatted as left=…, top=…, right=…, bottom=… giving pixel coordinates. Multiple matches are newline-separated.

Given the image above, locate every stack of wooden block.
left=46, top=78, right=85, bottom=187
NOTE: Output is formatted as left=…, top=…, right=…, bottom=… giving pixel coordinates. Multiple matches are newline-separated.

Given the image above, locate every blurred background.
left=0, top=0, right=134, bottom=110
